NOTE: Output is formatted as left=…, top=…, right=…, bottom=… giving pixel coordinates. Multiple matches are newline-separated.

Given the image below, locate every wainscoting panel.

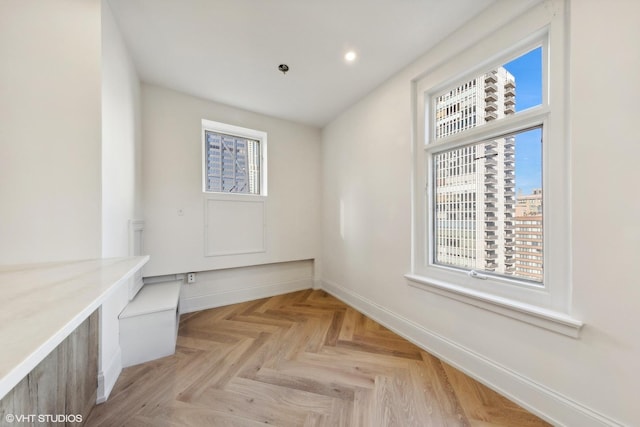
left=204, top=197, right=266, bottom=257
left=178, top=260, right=314, bottom=313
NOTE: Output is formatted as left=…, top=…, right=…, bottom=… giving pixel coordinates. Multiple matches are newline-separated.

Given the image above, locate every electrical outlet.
left=187, top=272, right=196, bottom=284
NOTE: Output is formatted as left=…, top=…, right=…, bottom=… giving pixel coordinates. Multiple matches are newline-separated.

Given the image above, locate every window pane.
left=205, top=130, right=260, bottom=194
left=433, top=127, right=543, bottom=283
left=433, top=47, right=542, bottom=140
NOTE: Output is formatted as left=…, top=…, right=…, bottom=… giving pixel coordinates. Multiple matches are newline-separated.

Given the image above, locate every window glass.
left=433, top=127, right=543, bottom=283
left=433, top=47, right=542, bottom=140
left=204, top=131, right=261, bottom=194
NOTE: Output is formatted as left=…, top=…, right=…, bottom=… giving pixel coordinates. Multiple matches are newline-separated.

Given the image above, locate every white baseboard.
left=96, top=347, right=122, bottom=404
left=320, top=279, right=624, bottom=427
left=180, top=278, right=312, bottom=314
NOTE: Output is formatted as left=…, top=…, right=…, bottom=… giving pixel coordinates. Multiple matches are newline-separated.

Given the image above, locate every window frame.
left=201, top=119, right=268, bottom=197
left=406, top=0, right=582, bottom=337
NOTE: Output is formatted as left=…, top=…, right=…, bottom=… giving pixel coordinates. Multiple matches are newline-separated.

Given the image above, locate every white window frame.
left=202, top=119, right=268, bottom=197
left=406, top=0, right=583, bottom=337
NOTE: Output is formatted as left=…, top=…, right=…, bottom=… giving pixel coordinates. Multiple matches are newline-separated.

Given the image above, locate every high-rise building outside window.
left=407, top=1, right=580, bottom=336
left=202, top=119, right=267, bottom=196
left=431, top=48, right=543, bottom=284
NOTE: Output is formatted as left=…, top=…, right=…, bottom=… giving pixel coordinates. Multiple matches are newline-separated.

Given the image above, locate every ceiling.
left=108, top=0, right=495, bottom=127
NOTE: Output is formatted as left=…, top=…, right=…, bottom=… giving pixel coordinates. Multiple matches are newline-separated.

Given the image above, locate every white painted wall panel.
left=0, top=0, right=102, bottom=264
left=204, top=197, right=265, bottom=256
left=101, top=0, right=143, bottom=258
left=99, top=1, right=144, bottom=402
left=569, top=0, right=640, bottom=422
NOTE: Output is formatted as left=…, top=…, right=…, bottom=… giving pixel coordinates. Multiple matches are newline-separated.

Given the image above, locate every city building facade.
left=433, top=68, right=518, bottom=278
left=514, top=188, right=543, bottom=281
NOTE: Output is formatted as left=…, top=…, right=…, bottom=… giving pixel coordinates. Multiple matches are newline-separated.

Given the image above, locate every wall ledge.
left=180, top=278, right=312, bottom=314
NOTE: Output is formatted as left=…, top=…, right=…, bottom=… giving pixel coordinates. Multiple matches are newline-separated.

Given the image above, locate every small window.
left=202, top=120, right=267, bottom=196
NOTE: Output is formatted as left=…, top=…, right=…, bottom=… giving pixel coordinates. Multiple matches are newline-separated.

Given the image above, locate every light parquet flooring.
left=85, top=290, right=551, bottom=427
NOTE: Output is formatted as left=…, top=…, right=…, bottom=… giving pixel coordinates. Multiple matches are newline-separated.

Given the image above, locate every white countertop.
left=0, top=256, right=149, bottom=400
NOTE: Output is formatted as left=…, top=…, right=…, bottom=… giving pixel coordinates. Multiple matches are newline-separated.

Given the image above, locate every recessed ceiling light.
left=345, top=51, right=357, bottom=62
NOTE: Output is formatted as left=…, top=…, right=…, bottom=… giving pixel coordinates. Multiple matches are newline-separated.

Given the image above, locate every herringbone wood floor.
left=85, top=290, right=551, bottom=426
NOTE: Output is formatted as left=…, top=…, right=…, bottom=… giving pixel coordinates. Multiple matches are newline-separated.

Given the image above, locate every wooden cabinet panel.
left=0, top=311, right=98, bottom=426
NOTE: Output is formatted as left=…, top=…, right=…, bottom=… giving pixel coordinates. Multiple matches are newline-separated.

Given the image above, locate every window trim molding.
left=201, top=119, right=268, bottom=196
left=408, top=0, right=581, bottom=335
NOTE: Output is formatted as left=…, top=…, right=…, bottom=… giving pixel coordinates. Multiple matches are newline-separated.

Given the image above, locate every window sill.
left=405, top=273, right=583, bottom=338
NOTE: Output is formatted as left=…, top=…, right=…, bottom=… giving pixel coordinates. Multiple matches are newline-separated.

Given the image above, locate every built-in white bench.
left=119, top=280, right=181, bottom=367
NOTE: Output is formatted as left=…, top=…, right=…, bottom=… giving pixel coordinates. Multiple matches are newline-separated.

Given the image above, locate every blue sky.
left=503, top=47, right=542, bottom=196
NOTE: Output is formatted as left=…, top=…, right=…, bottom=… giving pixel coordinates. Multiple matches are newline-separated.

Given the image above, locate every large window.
left=202, top=120, right=267, bottom=196
left=407, top=0, right=581, bottom=337
left=429, top=46, right=544, bottom=286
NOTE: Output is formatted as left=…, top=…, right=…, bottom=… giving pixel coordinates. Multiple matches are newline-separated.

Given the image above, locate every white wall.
left=141, top=84, right=321, bottom=277
left=98, top=1, right=144, bottom=403
left=179, top=260, right=314, bottom=313
left=0, top=0, right=102, bottom=264
left=569, top=0, right=640, bottom=422
left=101, top=0, right=143, bottom=258
left=320, top=1, right=640, bottom=426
